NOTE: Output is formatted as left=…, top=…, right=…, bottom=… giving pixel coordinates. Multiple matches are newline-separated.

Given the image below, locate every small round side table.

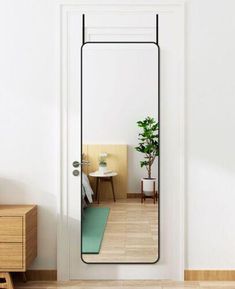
left=89, top=172, right=118, bottom=204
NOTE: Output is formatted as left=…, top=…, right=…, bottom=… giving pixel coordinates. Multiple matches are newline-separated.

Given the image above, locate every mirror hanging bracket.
left=81, top=13, right=159, bottom=45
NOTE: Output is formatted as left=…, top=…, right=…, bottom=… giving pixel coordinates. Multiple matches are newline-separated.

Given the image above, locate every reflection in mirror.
left=81, top=43, right=159, bottom=263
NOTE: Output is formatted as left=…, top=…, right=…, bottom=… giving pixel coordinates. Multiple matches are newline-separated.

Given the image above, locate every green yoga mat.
left=82, top=207, right=110, bottom=254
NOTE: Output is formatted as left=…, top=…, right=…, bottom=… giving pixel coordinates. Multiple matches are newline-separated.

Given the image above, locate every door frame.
left=57, top=0, right=185, bottom=281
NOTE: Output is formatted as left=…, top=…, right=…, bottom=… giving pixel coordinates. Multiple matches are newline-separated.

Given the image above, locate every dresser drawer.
left=0, top=243, right=23, bottom=269
left=0, top=217, right=23, bottom=242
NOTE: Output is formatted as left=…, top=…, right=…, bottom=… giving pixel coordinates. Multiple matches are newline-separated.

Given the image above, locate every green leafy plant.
left=99, top=156, right=107, bottom=167
left=99, top=159, right=107, bottom=167
left=135, top=116, right=159, bottom=178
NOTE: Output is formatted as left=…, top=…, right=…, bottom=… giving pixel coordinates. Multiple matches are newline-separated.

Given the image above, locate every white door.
left=58, top=1, right=185, bottom=281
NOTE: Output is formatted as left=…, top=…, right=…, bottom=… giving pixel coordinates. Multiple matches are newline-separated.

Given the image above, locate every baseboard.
left=14, top=269, right=235, bottom=282
left=127, top=193, right=159, bottom=199
left=26, top=270, right=57, bottom=281
left=12, top=270, right=57, bottom=281
left=185, top=270, right=235, bottom=281
left=127, top=193, right=141, bottom=198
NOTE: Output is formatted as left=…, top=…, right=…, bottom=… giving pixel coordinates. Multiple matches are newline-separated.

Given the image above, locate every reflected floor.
left=82, top=198, right=158, bottom=263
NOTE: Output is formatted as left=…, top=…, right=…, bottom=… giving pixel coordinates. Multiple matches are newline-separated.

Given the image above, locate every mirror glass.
left=81, top=43, right=159, bottom=263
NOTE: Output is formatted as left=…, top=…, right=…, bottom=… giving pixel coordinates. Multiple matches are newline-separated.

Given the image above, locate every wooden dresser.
left=0, top=205, right=37, bottom=289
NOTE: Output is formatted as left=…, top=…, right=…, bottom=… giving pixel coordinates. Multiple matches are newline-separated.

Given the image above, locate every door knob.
left=73, top=161, right=80, bottom=168
left=72, top=160, right=89, bottom=168
left=73, top=170, right=79, bottom=176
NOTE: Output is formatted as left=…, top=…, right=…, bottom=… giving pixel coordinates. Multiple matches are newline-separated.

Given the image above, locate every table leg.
left=97, top=178, right=100, bottom=204
left=110, top=177, right=116, bottom=202
left=0, top=273, right=14, bottom=289
left=22, top=272, right=27, bottom=283
left=95, top=177, right=99, bottom=202
left=141, top=180, right=143, bottom=203
left=153, top=181, right=156, bottom=204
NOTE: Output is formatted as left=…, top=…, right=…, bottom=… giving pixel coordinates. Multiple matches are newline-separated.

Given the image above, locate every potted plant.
left=98, top=152, right=108, bottom=174
left=135, top=116, right=159, bottom=196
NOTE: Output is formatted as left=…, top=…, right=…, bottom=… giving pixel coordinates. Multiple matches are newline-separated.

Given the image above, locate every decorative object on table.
left=98, top=152, right=108, bottom=174
left=89, top=171, right=117, bottom=204
left=135, top=116, right=159, bottom=203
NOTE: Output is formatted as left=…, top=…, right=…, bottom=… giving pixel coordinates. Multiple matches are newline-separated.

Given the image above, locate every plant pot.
left=99, top=165, right=107, bottom=174
left=142, top=178, right=156, bottom=196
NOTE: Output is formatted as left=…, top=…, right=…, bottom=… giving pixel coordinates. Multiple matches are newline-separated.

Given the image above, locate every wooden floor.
left=15, top=280, right=235, bottom=289
left=82, top=198, right=158, bottom=263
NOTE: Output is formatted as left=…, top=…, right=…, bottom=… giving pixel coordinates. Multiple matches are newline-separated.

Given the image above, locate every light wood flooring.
left=82, top=198, right=158, bottom=263
left=15, top=280, right=235, bottom=289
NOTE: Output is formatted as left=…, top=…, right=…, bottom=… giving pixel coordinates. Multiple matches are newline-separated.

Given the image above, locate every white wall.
left=1, top=0, right=235, bottom=271
left=186, top=0, right=235, bottom=268
left=0, top=0, right=57, bottom=269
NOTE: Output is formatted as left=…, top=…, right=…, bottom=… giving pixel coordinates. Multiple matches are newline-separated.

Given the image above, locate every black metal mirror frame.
left=80, top=14, right=160, bottom=264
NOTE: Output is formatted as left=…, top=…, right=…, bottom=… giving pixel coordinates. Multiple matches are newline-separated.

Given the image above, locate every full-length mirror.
left=81, top=43, right=159, bottom=263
